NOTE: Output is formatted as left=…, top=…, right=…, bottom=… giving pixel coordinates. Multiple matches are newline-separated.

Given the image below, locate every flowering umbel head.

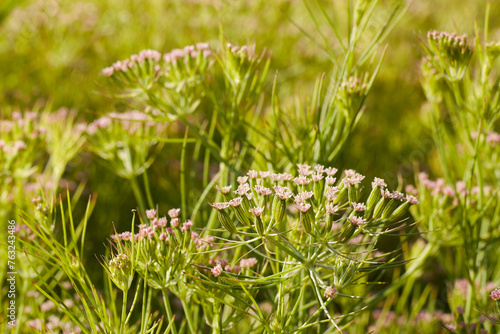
left=146, top=209, right=157, bottom=220
left=208, top=165, right=417, bottom=242
left=211, top=264, right=223, bottom=277
left=336, top=77, right=368, bottom=113
left=425, top=30, right=473, bottom=81
left=107, top=253, right=134, bottom=291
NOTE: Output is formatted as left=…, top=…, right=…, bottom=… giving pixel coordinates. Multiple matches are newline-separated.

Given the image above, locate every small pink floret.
left=146, top=209, right=157, bottom=220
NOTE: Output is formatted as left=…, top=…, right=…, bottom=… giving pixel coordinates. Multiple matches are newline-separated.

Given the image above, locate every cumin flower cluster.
left=109, top=207, right=213, bottom=290
left=0, top=111, right=40, bottom=156
left=101, top=44, right=212, bottom=80
left=411, top=172, right=499, bottom=243
left=413, top=172, right=496, bottom=218
left=86, top=110, right=165, bottom=182
left=104, top=253, right=133, bottom=291
left=424, top=30, right=473, bottom=81
left=198, top=164, right=421, bottom=332
left=111, top=208, right=211, bottom=250
left=427, top=31, right=471, bottom=60
left=210, top=164, right=419, bottom=242
left=86, top=110, right=156, bottom=136
left=1, top=108, right=89, bottom=224
left=336, top=76, right=368, bottom=113
left=204, top=256, right=257, bottom=278
left=416, top=172, right=494, bottom=205
left=100, top=41, right=268, bottom=126
left=101, top=43, right=214, bottom=120
left=471, top=130, right=500, bottom=146
left=491, top=288, right=500, bottom=302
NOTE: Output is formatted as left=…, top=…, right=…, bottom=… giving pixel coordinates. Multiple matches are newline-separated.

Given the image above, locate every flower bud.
left=490, top=288, right=500, bottom=301
left=324, top=286, right=338, bottom=299
left=254, top=216, right=265, bottom=236
left=297, top=202, right=314, bottom=234
left=380, top=192, right=404, bottom=219
left=211, top=203, right=236, bottom=234
left=249, top=207, right=265, bottom=236
left=339, top=216, right=366, bottom=242
left=366, top=181, right=384, bottom=212
left=381, top=199, right=398, bottom=219
left=332, top=187, right=348, bottom=205
left=372, top=191, right=391, bottom=219
left=348, top=185, right=360, bottom=204
left=216, top=185, right=234, bottom=201
left=271, top=196, right=286, bottom=225
left=379, top=192, right=403, bottom=219
left=241, top=195, right=252, bottom=219
left=339, top=222, right=356, bottom=243
left=325, top=204, right=338, bottom=232
left=388, top=203, right=409, bottom=222
left=228, top=197, right=251, bottom=227
left=300, top=210, right=314, bottom=235
left=313, top=177, right=324, bottom=203
left=218, top=210, right=236, bottom=234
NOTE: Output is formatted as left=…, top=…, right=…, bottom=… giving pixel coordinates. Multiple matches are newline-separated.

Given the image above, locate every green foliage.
left=1, top=0, right=500, bottom=333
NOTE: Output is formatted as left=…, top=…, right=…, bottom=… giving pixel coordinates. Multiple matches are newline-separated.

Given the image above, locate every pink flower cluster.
left=348, top=216, right=367, bottom=226
left=471, top=130, right=500, bottom=145
left=226, top=43, right=255, bottom=58
left=342, top=169, right=365, bottom=187
left=240, top=257, right=258, bottom=268
left=427, top=31, right=468, bottom=50
left=324, top=286, right=338, bottom=299
left=102, top=44, right=212, bottom=77
left=419, top=172, right=492, bottom=201
left=0, top=111, right=46, bottom=155
left=211, top=165, right=416, bottom=232
left=247, top=170, right=293, bottom=182
left=86, top=110, right=156, bottom=135
left=111, top=207, right=210, bottom=248
left=273, top=186, right=293, bottom=200
left=490, top=288, right=500, bottom=301
left=1, top=140, right=27, bottom=154
left=208, top=257, right=243, bottom=276
left=338, top=77, right=368, bottom=96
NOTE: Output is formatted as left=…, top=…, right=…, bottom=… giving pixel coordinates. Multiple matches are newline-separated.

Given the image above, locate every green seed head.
left=218, top=210, right=237, bottom=234
left=297, top=202, right=314, bottom=235
left=109, top=253, right=133, bottom=291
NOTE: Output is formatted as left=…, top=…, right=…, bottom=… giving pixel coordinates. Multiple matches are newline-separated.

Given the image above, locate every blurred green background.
left=1, top=0, right=498, bottom=262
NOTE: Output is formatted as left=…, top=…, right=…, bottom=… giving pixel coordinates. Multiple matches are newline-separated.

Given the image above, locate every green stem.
left=140, top=279, right=148, bottom=334
left=142, top=171, right=154, bottom=209
left=180, top=296, right=196, bottom=334
left=181, top=128, right=189, bottom=221
left=298, top=269, right=305, bottom=325
left=203, top=108, right=218, bottom=187
left=212, top=301, right=221, bottom=334
left=162, top=288, right=178, bottom=334
left=120, top=290, right=128, bottom=334
left=130, top=175, right=147, bottom=218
